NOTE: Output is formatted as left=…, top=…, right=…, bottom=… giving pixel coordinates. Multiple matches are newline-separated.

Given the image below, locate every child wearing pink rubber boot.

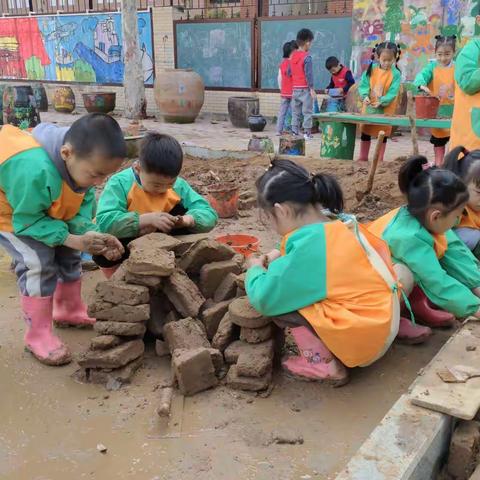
left=0, top=115, right=125, bottom=366
left=245, top=159, right=428, bottom=385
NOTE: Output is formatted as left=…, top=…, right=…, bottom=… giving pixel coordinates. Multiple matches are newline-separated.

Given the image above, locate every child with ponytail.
left=369, top=156, right=480, bottom=328
left=444, top=146, right=480, bottom=258
left=245, top=158, right=427, bottom=385
left=414, top=35, right=456, bottom=166
left=357, top=42, right=402, bottom=162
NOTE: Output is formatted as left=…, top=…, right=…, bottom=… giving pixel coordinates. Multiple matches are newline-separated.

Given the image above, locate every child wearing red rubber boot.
left=245, top=159, right=427, bottom=385
left=0, top=115, right=125, bottom=366
left=369, top=155, right=480, bottom=328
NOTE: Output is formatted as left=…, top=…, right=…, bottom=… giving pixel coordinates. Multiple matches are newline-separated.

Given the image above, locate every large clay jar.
left=154, top=69, right=204, bottom=123
left=228, top=96, right=259, bottom=128
left=32, top=83, right=48, bottom=112
left=54, top=86, right=75, bottom=113
left=82, top=92, right=116, bottom=114
left=2, top=85, right=41, bottom=129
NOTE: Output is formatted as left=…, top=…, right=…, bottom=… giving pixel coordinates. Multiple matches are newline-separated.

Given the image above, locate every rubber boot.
left=282, top=326, right=349, bottom=386
left=21, top=295, right=72, bottom=366
left=396, top=317, right=432, bottom=345
left=434, top=145, right=446, bottom=167
left=409, top=285, right=456, bottom=328
left=53, top=279, right=95, bottom=327
left=377, top=140, right=387, bottom=162
left=101, top=265, right=119, bottom=279
left=357, top=140, right=371, bottom=162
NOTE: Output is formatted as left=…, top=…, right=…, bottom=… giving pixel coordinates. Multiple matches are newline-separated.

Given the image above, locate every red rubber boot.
left=282, top=326, right=349, bottom=386
left=101, top=266, right=119, bottom=279
left=53, top=279, right=95, bottom=327
left=409, top=285, right=456, bottom=328
left=357, top=140, right=371, bottom=162
left=22, top=295, right=72, bottom=366
left=396, top=316, right=432, bottom=344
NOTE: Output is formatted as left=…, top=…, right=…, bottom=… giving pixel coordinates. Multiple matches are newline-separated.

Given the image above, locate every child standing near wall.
left=414, top=35, right=456, bottom=166
left=0, top=115, right=126, bottom=366
left=358, top=42, right=402, bottom=162
left=276, top=40, right=298, bottom=135
left=291, top=28, right=316, bottom=140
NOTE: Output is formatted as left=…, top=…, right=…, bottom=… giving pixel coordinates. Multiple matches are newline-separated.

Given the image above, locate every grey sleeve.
left=304, top=55, right=314, bottom=88
left=455, top=228, right=480, bottom=250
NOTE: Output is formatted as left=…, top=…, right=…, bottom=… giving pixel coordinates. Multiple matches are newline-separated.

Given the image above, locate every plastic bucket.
left=415, top=96, right=440, bottom=119
left=216, top=234, right=260, bottom=257
left=207, top=182, right=239, bottom=218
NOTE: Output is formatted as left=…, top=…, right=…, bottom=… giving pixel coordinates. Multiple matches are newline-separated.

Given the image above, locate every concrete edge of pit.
left=182, top=144, right=270, bottom=161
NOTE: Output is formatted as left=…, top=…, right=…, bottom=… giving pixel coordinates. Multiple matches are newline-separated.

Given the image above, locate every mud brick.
left=226, top=364, right=272, bottom=392
left=125, top=271, right=162, bottom=288
left=240, top=324, right=273, bottom=344
left=213, top=272, right=238, bottom=303
left=88, top=356, right=143, bottom=386
left=207, top=348, right=224, bottom=374
left=173, top=233, right=211, bottom=256
left=110, top=264, right=127, bottom=281
left=163, top=317, right=210, bottom=354
left=224, top=339, right=274, bottom=364
left=90, top=335, right=122, bottom=351
left=212, top=313, right=236, bottom=352
left=447, top=420, right=480, bottom=480
left=157, top=387, right=174, bottom=417
left=94, top=321, right=147, bottom=337
left=124, top=247, right=175, bottom=277
left=235, top=273, right=246, bottom=290
left=127, top=233, right=181, bottom=252
left=164, top=269, right=205, bottom=318
left=155, top=339, right=170, bottom=357
left=202, top=300, right=232, bottom=340
left=96, top=281, right=150, bottom=306
left=229, top=297, right=270, bottom=329
left=172, top=348, right=218, bottom=396
left=236, top=343, right=274, bottom=378
left=199, top=259, right=243, bottom=298
left=78, top=339, right=144, bottom=369
left=89, top=302, right=150, bottom=323
left=178, top=239, right=236, bottom=274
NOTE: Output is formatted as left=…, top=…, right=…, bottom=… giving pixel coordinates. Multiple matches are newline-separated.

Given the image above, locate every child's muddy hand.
left=363, top=97, right=371, bottom=105
left=370, top=101, right=381, bottom=108
left=79, top=232, right=110, bottom=255
left=420, top=86, right=432, bottom=96
left=473, top=307, right=480, bottom=319
left=175, top=215, right=195, bottom=229
left=247, top=255, right=266, bottom=270
left=102, top=234, right=124, bottom=261
left=140, top=212, right=176, bottom=233
left=266, top=249, right=281, bottom=264
left=139, top=225, right=157, bottom=236
left=473, top=287, right=480, bottom=298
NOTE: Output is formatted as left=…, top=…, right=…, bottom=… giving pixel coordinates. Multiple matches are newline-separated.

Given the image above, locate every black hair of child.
left=256, top=158, right=344, bottom=214
left=325, top=56, right=340, bottom=70
left=139, top=132, right=183, bottom=177
left=444, top=146, right=480, bottom=188
left=434, top=34, right=457, bottom=52
left=398, top=155, right=469, bottom=226
left=296, top=28, right=314, bottom=46
left=283, top=41, right=296, bottom=59
left=64, top=113, right=127, bottom=159
left=366, top=41, right=402, bottom=77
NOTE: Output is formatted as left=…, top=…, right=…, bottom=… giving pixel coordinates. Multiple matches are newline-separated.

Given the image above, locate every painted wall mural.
left=0, top=12, right=154, bottom=84
left=352, top=0, right=480, bottom=81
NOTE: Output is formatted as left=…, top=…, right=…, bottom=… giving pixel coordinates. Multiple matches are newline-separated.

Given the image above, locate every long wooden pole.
left=406, top=91, right=419, bottom=156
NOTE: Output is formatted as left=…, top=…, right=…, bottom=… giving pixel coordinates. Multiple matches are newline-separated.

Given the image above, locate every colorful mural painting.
left=0, top=12, right=154, bottom=85
left=352, top=0, right=480, bottom=81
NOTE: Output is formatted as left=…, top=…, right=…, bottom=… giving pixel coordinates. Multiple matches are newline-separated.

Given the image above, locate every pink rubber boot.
left=22, top=295, right=72, bottom=366
left=377, top=140, right=387, bottom=162
left=101, top=266, right=119, bottom=279
left=282, top=326, right=349, bottom=386
left=409, top=286, right=456, bottom=328
left=396, top=316, right=432, bottom=345
left=357, top=140, right=371, bottom=162
left=53, top=279, right=95, bottom=327
left=434, top=146, right=446, bottom=167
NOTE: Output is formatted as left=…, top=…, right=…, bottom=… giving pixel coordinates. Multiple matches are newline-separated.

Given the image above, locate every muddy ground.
left=0, top=155, right=450, bottom=480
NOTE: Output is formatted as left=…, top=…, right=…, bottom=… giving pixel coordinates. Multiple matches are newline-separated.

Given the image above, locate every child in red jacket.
left=276, top=40, right=298, bottom=135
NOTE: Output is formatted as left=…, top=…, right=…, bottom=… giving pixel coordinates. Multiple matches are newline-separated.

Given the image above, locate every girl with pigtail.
left=414, top=35, right=456, bottom=166
left=357, top=42, right=402, bottom=162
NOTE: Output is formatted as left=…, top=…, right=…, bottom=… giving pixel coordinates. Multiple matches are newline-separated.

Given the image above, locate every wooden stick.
left=356, top=130, right=385, bottom=202
left=407, top=91, right=419, bottom=156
